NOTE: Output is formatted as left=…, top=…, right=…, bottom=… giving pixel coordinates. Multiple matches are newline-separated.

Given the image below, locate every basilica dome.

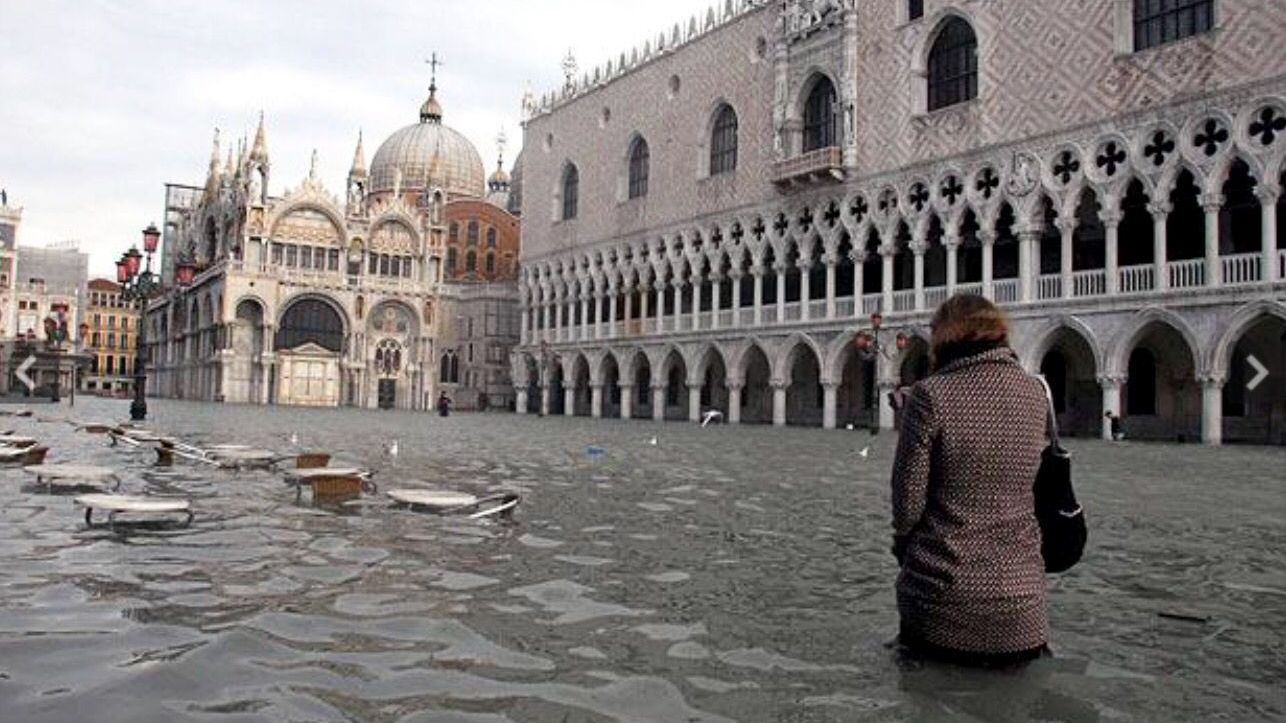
left=369, top=87, right=486, bottom=199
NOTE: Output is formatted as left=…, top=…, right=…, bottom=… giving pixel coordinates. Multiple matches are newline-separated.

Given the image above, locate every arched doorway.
left=524, top=355, right=540, bottom=414
left=784, top=343, right=823, bottom=426
left=659, top=350, right=688, bottom=421
left=231, top=299, right=265, bottom=404
left=698, top=348, right=730, bottom=419
left=1222, top=314, right=1286, bottom=445
left=836, top=345, right=876, bottom=429
left=1038, top=328, right=1101, bottom=437
left=741, top=345, right=773, bottom=425
left=632, top=352, right=652, bottom=420
left=1121, top=321, right=1199, bottom=441
left=602, top=354, right=622, bottom=419
left=572, top=355, right=592, bottom=417
left=275, top=297, right=345, bottom=407
left=549, top=364, right=566, bottom=416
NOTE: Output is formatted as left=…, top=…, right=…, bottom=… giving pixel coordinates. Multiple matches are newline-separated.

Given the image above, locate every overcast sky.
left=0, top=0, right=705, bottom=276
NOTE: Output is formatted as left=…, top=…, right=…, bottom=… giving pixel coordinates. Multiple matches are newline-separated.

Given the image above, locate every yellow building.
left=81, top=278, right=139, bottom=394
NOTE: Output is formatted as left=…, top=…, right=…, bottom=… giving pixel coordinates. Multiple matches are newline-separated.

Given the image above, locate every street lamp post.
left=116, top=223, right=168, bottom=421
left=852, top=312, right=911, bottom=436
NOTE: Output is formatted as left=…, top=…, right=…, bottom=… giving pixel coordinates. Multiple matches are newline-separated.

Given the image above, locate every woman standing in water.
left=891, top=294, right=1050, bottom=667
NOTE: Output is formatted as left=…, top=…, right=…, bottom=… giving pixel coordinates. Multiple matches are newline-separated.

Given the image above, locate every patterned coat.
left=891, top=347, right=1049, bottom=654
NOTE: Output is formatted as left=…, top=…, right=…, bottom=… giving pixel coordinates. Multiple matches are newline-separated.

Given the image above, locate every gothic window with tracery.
left=803, top=76, right=838, bottom=152
left=467, top=220, right=479, bottom=245
left=710, top=104, right=739, bottom=175
left=1134, top=0, right=1213, bottom=51
left=927, top=18, right=978, bottom=111
left=628, top=137, right=650, bottom=199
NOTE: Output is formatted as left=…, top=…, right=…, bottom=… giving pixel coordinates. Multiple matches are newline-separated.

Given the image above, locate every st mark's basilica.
left=145, top=70, right=523, bottom=411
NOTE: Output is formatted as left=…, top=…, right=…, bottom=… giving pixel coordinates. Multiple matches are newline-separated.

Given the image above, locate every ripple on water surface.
left=0, top=399, right=1283, bottom=721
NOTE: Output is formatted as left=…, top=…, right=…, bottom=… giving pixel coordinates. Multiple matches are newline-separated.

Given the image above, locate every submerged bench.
left=75, top=494, right=193, bottom=528
left=23, top=464, right=120, bottom=492
left=387, top=489, right=520, bottom=519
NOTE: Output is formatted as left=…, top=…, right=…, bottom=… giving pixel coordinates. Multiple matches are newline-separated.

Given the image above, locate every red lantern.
left=142, top=223, right=161, bottom=254
left=116, top=258, right=130, bottom=283
left=870, top=312, right=883, bottom=330
left=176, top=261, right=196, bottom=286
left=895, top=332, right=909, bottom=351
left=125, top=247, right=143, bottom=276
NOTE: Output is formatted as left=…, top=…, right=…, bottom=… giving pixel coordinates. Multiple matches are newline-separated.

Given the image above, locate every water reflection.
left=0, top=398, right=1281, bottom=721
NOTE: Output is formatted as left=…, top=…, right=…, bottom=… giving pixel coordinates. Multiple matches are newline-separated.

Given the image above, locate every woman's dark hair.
left=929, top=294, right=1010, bottom=370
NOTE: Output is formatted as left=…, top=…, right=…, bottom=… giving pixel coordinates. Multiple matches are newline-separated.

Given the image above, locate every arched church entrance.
left=275, top=297, right=345, bottom=407
left=741, top=345, right=773, bottom=425
left=784, top=343, right=823, bottom=427
left=1122, top=321, right=1199, bottom=442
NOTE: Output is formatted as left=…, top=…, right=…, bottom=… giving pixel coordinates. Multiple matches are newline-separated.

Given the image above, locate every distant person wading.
left=890, top=295, right=1051, bottom=667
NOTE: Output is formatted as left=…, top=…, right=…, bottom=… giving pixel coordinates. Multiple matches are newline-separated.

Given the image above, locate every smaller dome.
left=488, top=167, right=510, bottom=187
left=420, top=95, right=443, bottom=123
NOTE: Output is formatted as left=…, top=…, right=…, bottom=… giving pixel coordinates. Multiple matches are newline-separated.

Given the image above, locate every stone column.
left=771, top=380, right=787, bottom=428
left=1057, top=218, right=1074, bottom=299
left=980, top=231, right=996, bottom=299
left=1258, top=186, right=1279, bottom=282
left=540, top=384, right=551, bottom=416
left=654, top=283, right=666, bottom=335
left=652, top=385, right=666, bottom=422
left=639, top=283, right=651, bottom=335
left=1102, top=210, right=1120, bottom=296
left=619, top=383, right=633, bottom=420
left=672, top=279, right=683, bottom=332
left=877, top=380, right=897, bottom=430
left=881, top=246, right=894, bottom=313
left=799, top=259, right=813, bottom=321
left=1099, top=375, right=1122, bottom=441
left=728, top=271, right=743, bottom=328
left=577, top=293, right=588, bottom=341
left=912, top=242, right=927, bottom=310
left=1150, top=202, right=1170, bottom=291
left=1202, top=193, right=1223, bottom=287
left=822, top=382, right=838, bottom=430
left=689, top=267, right=702, bottom=332
left=1201, top=375, right=1224, bottom=446
left=590, top=384, right=603, bottom=419
left=608, top=291, right=619, bottom=339
left=555, top=294, right=565, bottom=342
left=542, top=300, right=552, bottom=343
left=710, top=273, right=722, bottom=331
left=753, top=265, right=765, bottom=326
left=824, top=253, right=837, bottom=319
left=564, top=387, right=575, bottom=418
left=727, top=381, right=743, bottom=425
left=519, top=303, right=530, bottom=345
left=516, top=387, right=529, bottom=415
left=851, top=252, right=865, bottom=317
left=688, top=385, right=702, bottom=423
left=775, top=262, right=787, bottom=322
left=944, top=232, right=960, bottom=295
left=1017, top=229, right=1038, bottom=302
left=594, top=291, right=605, bottom=340
left=623, top=290, right=634, bottom=336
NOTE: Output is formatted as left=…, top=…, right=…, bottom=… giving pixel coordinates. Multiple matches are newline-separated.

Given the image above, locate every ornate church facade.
left=514, top=0, right=1286, bottom=444
left=145, top=79, right=522, bottom=411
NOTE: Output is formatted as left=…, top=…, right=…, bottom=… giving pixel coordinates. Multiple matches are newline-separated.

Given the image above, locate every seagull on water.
left=385, top=439, right=400, bottom=457
left=648, top=436, right=659, bottom=446
left=701, top=410, right=723, bottom=428
left=288, top=431, right=299, bottom=446
left=859, top=447, right=870, bottom=459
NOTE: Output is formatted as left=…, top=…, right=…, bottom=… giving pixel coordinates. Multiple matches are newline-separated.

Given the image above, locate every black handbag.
left=1034, top=378, right=1087, bottom=573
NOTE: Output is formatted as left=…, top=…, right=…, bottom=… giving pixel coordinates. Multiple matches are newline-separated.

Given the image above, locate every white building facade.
left=514, top=0, right=1286, bottom=444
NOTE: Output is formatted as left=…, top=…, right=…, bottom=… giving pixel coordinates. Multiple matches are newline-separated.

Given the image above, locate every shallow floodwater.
left=0, top=398, right=1282, bottom=722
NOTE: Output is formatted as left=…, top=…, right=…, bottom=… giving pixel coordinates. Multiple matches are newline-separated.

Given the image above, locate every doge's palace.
left=513, top=0, right=1286, bottom=445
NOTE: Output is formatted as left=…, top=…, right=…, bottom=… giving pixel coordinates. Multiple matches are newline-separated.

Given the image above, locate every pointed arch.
left=1109, top=306, right=1202, bottom=378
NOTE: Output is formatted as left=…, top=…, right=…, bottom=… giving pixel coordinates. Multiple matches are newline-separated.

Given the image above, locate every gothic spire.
left=249, top=111, right=269, bottom=164
left=349, top=130, right=367, bottom=178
